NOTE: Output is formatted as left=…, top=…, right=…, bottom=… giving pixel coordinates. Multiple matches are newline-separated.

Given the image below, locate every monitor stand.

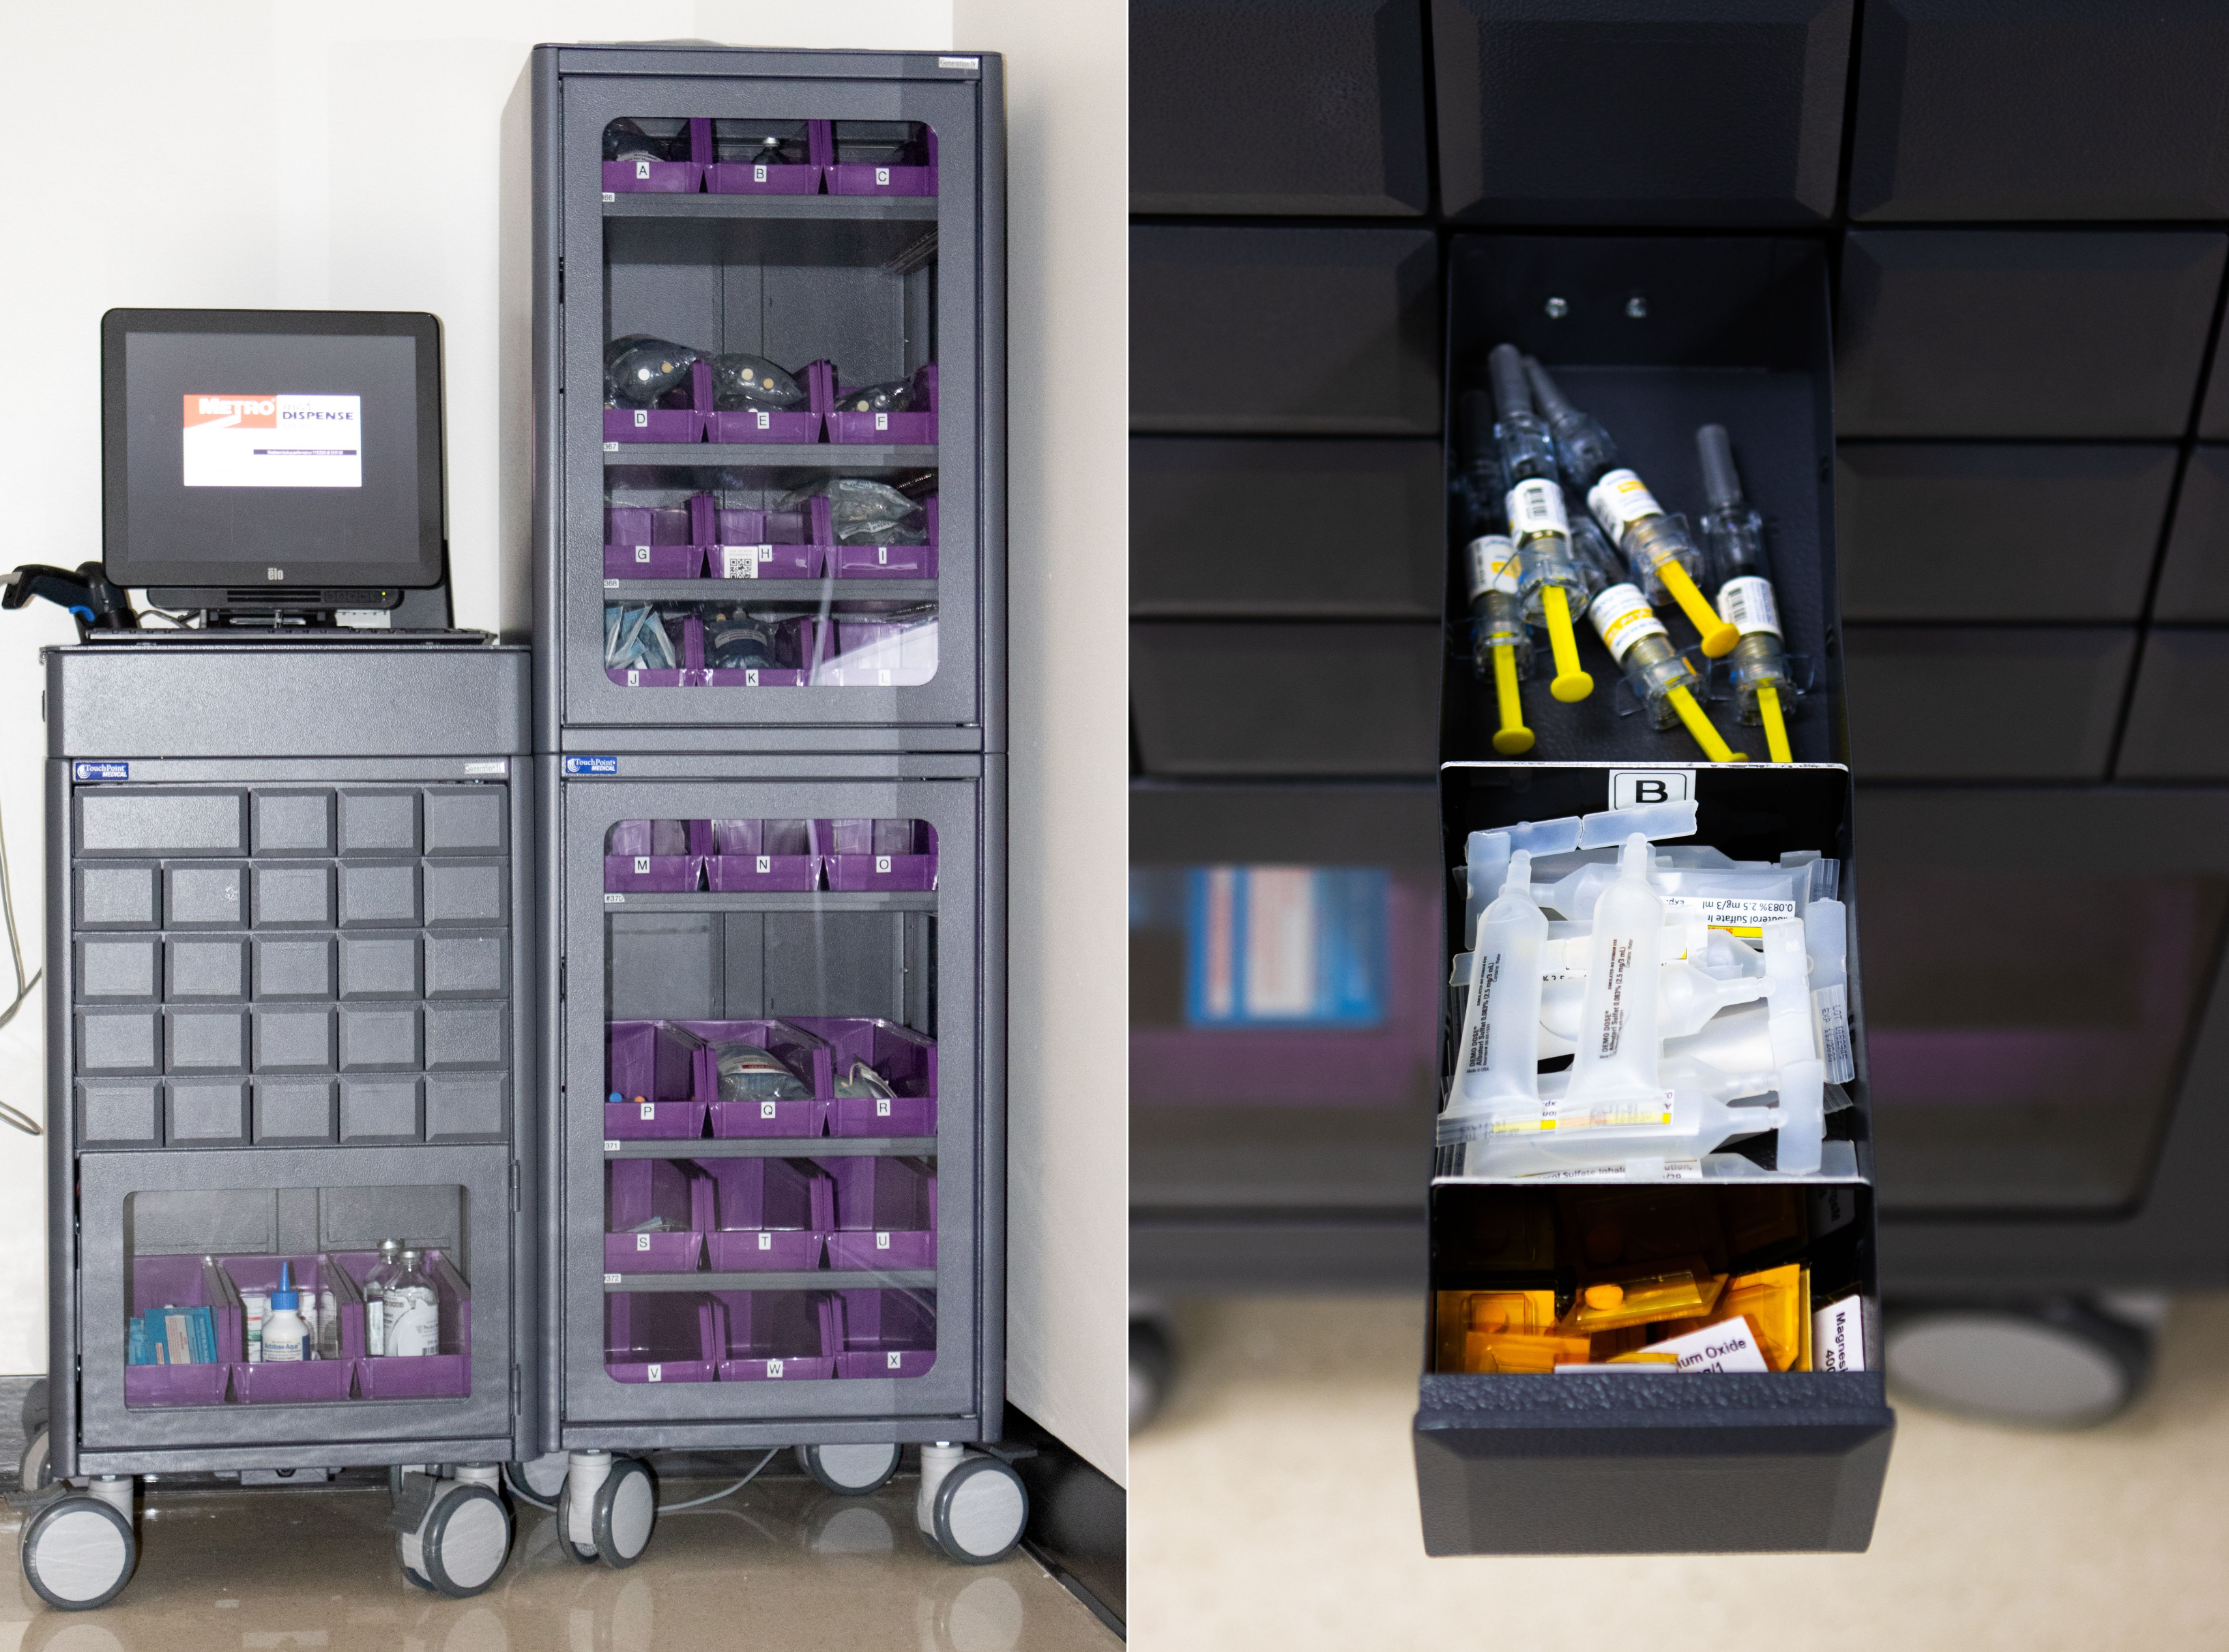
left=139, top=583, right=478, bottom=639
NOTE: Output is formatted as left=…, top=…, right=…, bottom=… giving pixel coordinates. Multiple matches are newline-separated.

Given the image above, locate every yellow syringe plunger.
left=1489, top=643, right=1534, bottom=755
left=1665, top=685, right=1745, bottom=764
left=1541, top=585, right=1593, bottom=702
left=1756, top=682, right=1792, bottom=764
left=1658, top=560, right=1739, bottom=658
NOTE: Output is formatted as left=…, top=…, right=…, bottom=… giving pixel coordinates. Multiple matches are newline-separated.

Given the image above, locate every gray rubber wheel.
left=420, top=1484, right=512, bottom=1597
left=21, top=1494, right=136, bottom=1611
left=592, top=1458, right=656, bottom=1569
left=18, top=1428, right=51, bottom=1494
left=395, top=1535, right=436, bottom=1591
left=798, top=1441, right=901, bottom=1496
left=1886, top=1301, right=2151, bottom=1426
left=931, top=1458, right=1028, bottom=1566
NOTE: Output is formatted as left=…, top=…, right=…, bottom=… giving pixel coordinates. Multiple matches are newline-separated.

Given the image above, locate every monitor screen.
left=102, top=308, right=445, bottom=590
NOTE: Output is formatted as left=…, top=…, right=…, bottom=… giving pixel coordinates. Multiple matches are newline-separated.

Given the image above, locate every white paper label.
left=603, top=1141, right=621, bottom=1153
left=875, top=854, right=893, bottom=873
left=1717, top=575, right=1783, bottom=639
left=875, top=412, right=890, bottom=431
left=633, top=856, right=650, bottom=873
left=604, top=1273, right=621, bottom=1284
left=754, top=163, right=769, bottom=182
left=721, top=545, right=770, bottom=579
left=647, top=1363, right=662, bottom=1382
left=876, top=1232, right=891, bottom=1250
left=1466, top=534, right=1520, bottom=601
left=877, top=1098, right=892, bottom=1117
left=1513, top=1157, right=1704, bottom=1182
left=1586, top=468, right=1661, bottom=540
left=1608, top=768, right=1694, bottom=809
left=756, top=855, right=772, bottom=873
left=1813, top=1296, right=1867, bottom=1372
left=1661, top=893, right=1801, bottom=929
left=756, top=410, right=770, bottom=429
left=1587, top=583, right=1667, bottom=663
left=1506, top=478, right=1569, bottom=540
left=636, top=160, right=652, bottom=179
left=1649, top=1318, right=1771, bottom=1373
left=633, top=409, right=648, bottom=428
left=760, top=1101, right=777, bottom=1118
left=875, top=166, right=891, bottom=186
left=637, top=1233, right=651, bottom=1251
left=634, top=546, right=651, bottom=563
left=385, top=1290, right=439, bottom=1357
left=887, top=1351, right=903, bottom=1369
left=604, top=893, right=626, bottom=904
left=640, top=1102, right=656, bottom=1120
left=767, top=1359, right=784, bottom=1377
left=1814, top=983, right=1854, bottom=1082
left=758, top=1232, right=772, bottom=1249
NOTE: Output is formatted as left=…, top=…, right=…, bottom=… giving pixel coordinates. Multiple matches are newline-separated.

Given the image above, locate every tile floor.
left=0, top=1467, right=1116, bottom=1651
left=1132, top=1292, right=2229, bottom=1651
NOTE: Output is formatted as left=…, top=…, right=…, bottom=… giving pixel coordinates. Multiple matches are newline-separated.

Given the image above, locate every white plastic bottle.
left=263, top=1266, right=308, bottom=1363
left=1441, top=850, right=1547, bottom=1141
left=242, top=1292, right=268, bottom=1364
left=1560, top=835, right=1668, bottom=1123
left=365, top=1238, right=403, bottom=1358
left=384, top=1250, right=439, bottom=1357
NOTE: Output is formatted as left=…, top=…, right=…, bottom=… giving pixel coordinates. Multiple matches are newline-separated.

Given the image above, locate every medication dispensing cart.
left=525, top=44, right=1022, bottom=1568
left=1420, top=235, right=1893, bottom=1553
left=31, top=643, right=536, bottom=1605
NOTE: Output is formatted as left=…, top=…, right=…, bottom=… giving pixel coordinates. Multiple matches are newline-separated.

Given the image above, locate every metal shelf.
left=600, top=579, right=938, bottom=604
left=602, top=1269, right=937, bottom=1292
left=602, top=194, right=937, bottom=224
left=602, top=444, right=937, bottom=471
left=600, top=890, right=937, bottom=912
left=602, top=1135, right=937, bottom=1159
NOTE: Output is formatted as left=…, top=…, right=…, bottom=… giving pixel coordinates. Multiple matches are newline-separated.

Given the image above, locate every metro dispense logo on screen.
left=181, top=393, right=362, bottom=488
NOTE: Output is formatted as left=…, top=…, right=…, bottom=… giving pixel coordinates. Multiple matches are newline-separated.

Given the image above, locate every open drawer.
left=1419, top=762, right=1892, bottom=1553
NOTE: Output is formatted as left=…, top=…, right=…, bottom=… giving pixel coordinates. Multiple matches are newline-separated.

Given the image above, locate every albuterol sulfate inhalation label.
left=1813, top=983, right=1855, bottom=1082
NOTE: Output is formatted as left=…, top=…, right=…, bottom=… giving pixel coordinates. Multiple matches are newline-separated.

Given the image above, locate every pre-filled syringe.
left=1487, top=345, right=1593, bottom=702
left=1572, top=518, right=1746, bottom=764
left=1524, top=358, right=1739, bottom=660
left=1454, top=390, right=1534, bottom=754
left=1695, top=422, right=1798, bottom=763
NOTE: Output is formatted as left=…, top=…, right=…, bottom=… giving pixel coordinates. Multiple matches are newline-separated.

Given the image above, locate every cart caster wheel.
left=504, top=1453, right=568, bottom=1511
left=21, top=1493, right=137, bottom=1610
left=929, top=1458, right=1028, bottom=1566
left=592, top=1457, right=656, bottom=1569
left=798, top=1442, right=901, bottom=1496
left=403, top=1483, right=512, bottom=1598
left=1886, top=1299, right=2154, bottom=1426
left=1131, top=1312, right=1176, bottom=1432
left=18, top=1428, right=52, bottom=1494
left=395, top=1537, right=436, bottom=1592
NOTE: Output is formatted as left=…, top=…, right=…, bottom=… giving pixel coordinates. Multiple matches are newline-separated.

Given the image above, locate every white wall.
left=949, top=0, right=1131, bottom=1485
left=0, top=0, right=957, bottom=1371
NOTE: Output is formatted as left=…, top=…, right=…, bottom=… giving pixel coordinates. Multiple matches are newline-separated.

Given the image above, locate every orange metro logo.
left=182, top=394, right=276, bottom=429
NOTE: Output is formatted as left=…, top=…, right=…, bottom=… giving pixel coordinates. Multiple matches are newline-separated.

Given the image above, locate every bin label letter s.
left=1608, top=768, right=1695, bottom=810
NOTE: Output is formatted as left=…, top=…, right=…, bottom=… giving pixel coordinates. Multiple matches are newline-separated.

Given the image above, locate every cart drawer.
left=1415, top=1373, right=1893, bottom=1554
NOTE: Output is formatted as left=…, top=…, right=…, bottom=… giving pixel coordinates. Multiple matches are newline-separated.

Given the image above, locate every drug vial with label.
left=383, top=1250, right=440, bottom=1358
left=364, top=1238, right=403, bottom=1357
left=262, top=1264, right=308, bottom=1363
left=1487, top=345, right=1596, bottom=701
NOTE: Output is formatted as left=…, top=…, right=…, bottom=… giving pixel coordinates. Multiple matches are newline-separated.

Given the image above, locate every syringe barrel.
left=1523, top=358, right=1620, bottom=489
left=1623, top=631, right=1702, bottom=729
left=1513, top=535, right=1587, bottom=618
left=1699, top=502, right=1769, bottom=586
left=1488, top=344, right=1532, bottom=421
left=1620, top=512, right=1708, bottom=605
left=1695, top=422, right=1743, bottom=512
left=1494, top=411, right=1558, bottom=484
left=1725, top=629, right=1793, bottom=723
left=1471, top=589, right=1532, bottom=674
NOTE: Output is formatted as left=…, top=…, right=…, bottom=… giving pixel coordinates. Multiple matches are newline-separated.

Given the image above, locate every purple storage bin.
left=715, top=1290, right=841, bottom=1382
left=787, top=1016, right=941, bottom=1137
left=606, top=1159, right=712, bottom=1273
left=687, top=613, right=814, bottom=689
left=132, top=1252, right=248, bottom=1365
left=125, top=1363, right=230, bottom=1407
left=825, top=363, right=938, bottom=445
left=813, top=492, right=939, bottom=580
left=814, top=817, right=939, bottom=891
left=607, top=1020, right=710, bottom=1139
left=219, top=1253, right=362, bottom=1361
left=232, top=1359, right=355, bottom=1404
left=604, top=356, right=711, bottom=446
left=608, top=609, right=700, bottom=689
left=701, top=1157, right=832, bottom=1271
left=678, top=1019, right=832, bottom=1139
left=819, top=1156, right=937, bottom=1271
left=604, top=504, right=701, bottom=579
left=826, top=122, right=937, bottom=197
left=834, top=1288, right=937, bottom=1379
left=604, top=819, right=705, bottom=892
left=602, top=117, right=709, bottom=194
left=705, top=817, right=820, bottom=891
left=705, top=356, right=829, bottom=445
left=699, top=492, right=826, bottom=577
left=343, top=1249, right=473, bottom=1400
left=704, top=117, right=828, bottom=196
left=607, top=1291, right=721, bottom=1383
left=807, top=612, right=939, bottom=689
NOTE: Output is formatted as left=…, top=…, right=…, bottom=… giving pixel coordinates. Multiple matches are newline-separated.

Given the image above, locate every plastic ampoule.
left=1560, top=835, right=1668, bottom=1121
left=1572, top=519, right=1746, bottom=763
left=1441, top=850, right=1549, bottom=1140
left=1454, top=390, right=1534, bottom=753
left=1524, top=358, right=1738, bottom=659
left=1695, top=423, right=1798, bottom=763
left=1487, top=345, right=1593, bottom=701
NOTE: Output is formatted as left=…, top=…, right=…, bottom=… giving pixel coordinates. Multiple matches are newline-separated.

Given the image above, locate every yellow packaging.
left=1659, top=1262, right=1805, bottom=1371
left=1588, top=1324, right=1648, bottom=1362
left=1796, top=1268, right=1813, bottom=1372
left=1469, top=1330, right=1592, bottom=1374
left=1605, top=1349, right=1680, bottom=1366
left=1566, top=1268, right=1727, bottom=1332
left=1435, top=1290, right=1558, bottom=1372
